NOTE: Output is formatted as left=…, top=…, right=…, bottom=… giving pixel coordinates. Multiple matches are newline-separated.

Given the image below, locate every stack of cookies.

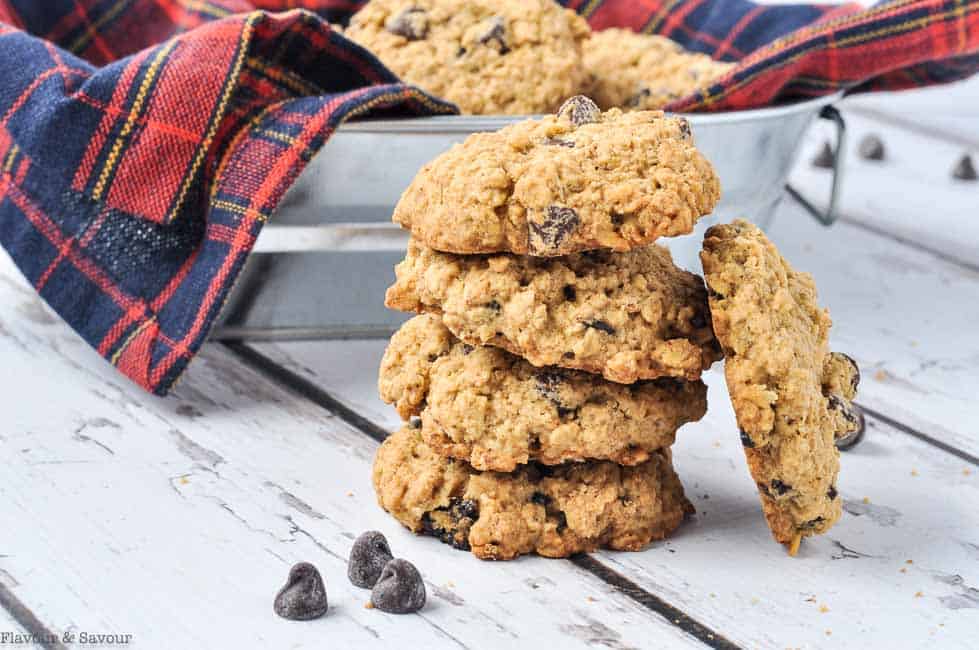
left=371, top=96, right=726, bottom=560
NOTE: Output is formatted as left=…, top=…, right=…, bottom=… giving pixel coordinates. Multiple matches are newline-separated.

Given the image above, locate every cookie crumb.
left=906, top=559, right=914, bottom=564
left=862, top=497, right=871, bottom=504
left=873, top=369, right=888, bottom=381
left=910, top=469, right=919, bottom=477
left=346, top=491, right=354, bottom=497
left=788, top=533, right=802, bottom=557
left=900, top=568, right=907, bottom=574
left=819, top=604, right=830, bottom=613
left=914, top=591, right=924, bottom=598
left=365, top=601, right=375, bottom=609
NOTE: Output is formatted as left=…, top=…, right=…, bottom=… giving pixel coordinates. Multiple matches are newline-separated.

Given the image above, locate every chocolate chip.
left=800, top=516, right=826, bottom=530
left=462, top=344, right=474, bottom=355
left=409, top=418, right=422, bottom=429
left=476, top=16, right=509, bottom=54
left=691, top=312, right=707, bottom=329
left=583, top=319, right=615, bottom=335
left=371, top=559, right=426, bottom=614
left=485, top=300, right=501, bottom=311
left=530, top=491, right=550, bottom=506
left=529, top=206, right=580, bottom=252
left=562, top=351, right=575, bottom=359
left=953, top=154, right=977, bottom=181
left=827, top=486, right=838, bottom=500
left=427, top=353, right=439, bottom=362
left=348, top=531, right=393, bottom=589
left=858, top=134, right=885, bottom=161
left=554, top=511, right=568, bottom=532
left=740, top=429, right=755, bottom=448
left=421, top=498, right=478, bottom=551
left=812, top=141, right=835, bottom=169
left=274, top=562, right=329, bottom=620
left=770, top=479, right=792, bottom=496
left=454, top=498, right=478, bottom=520
left=610, top=212, right=624, bottom=226
left=677, top=118, right=692, bottom=139
left=385, top=7, right=428, bottom=40
left=562, top=285, right=577, bottom=302
left=557, top=96, right=600, bottom=126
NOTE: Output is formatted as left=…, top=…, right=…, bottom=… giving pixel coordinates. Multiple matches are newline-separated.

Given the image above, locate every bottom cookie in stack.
left=373, top=424, right=694, bottom=560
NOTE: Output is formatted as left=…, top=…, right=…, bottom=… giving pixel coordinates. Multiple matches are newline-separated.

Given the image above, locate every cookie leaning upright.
left=345, top=0, right=591, bottom=115
left=392, top=96, right=721, bottom=256
left=700, top=219, right=861, bottom=553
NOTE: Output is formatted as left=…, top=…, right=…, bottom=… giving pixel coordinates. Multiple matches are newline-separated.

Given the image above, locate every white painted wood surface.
left=1, top=78, right=978, bottom=650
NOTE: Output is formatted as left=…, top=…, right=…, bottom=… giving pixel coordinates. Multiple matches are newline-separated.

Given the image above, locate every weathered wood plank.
left=0, top=251, right=702, bottom=649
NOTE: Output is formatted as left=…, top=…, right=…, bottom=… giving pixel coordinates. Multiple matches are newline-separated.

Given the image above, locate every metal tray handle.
left=785, top=106, right=846, bottom=226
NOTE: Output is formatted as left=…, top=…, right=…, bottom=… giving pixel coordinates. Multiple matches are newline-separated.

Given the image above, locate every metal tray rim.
left=338, top=92, right=845, bottom=133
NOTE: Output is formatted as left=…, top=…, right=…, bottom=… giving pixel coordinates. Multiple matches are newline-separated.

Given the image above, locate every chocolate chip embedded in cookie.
left=584, top=28, right=735, bottom=110
left=392, top=102, right=720, bottom=256
left=701, top=219, right=859, bottom=553
left=345, top=0, right=590, bottom=115
left=372, top=425, right=694, bottom=560
left=378, top=315, right=707, bottom=471
left=386, top=241, right=721, bottom=383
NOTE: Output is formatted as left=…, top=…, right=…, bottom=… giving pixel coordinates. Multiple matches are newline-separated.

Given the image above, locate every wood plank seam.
left=0, top=582, right=68, bottom=650
left=857, top=402, right=979, bottom=467
left=224, top=342, right=745, bottom=650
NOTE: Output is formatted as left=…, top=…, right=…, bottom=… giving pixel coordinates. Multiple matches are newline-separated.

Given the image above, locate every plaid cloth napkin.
left=0, top=0, right=975, bottom=395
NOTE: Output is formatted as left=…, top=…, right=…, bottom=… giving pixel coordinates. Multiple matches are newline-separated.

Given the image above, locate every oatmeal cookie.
left=392, top=96, right=720, bottom=256
left=386, top=240, right=721, bottom=383
left=584, top=28, right=735, bottom=110
left=345, top=0, right=591, bottom=114
left=700, top=219, right=861, bottom=552
left=373, top=424, right=693, bottom=559
left=378, top=315, right=707, bottom=471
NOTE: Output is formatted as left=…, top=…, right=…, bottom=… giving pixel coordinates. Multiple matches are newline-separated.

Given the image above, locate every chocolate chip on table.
left=811, top=141, right=835, bottom=169
left=529, top=205, right=580, bottom=252
left=371, top=559, right=427, bottom=614
left=583, top=319, right=616, bottom=335
left=858, top=134, right=885, bottom=161
left=348, top=531, right=394, bottom=589
left=739, top=429, right=755, bottom=448
left=476, top=15, right=509, bottom=54
left=385, top=7, right=428, bottom=40
left=557, top=95, right=600, bottom=126
left=274, top=562, right=329, bottom=621
left=952, top=154, right=977, bottom=181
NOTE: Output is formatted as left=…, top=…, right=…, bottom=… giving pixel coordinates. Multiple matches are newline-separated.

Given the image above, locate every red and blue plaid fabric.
left=0, top=0, right=976, bottom=395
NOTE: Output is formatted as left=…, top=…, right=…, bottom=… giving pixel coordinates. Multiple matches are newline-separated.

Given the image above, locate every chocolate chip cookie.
left=345, top=0, right=591, bottom=114
left=393, top=96, right=720, bottom=256
left=386, top=240, right=721, bottom=383
left=373, top=424, right=693, bottom=559
left=379, top=315, right=707, bottom=471
left=584, top=28, right=734, bottom=110
left=700, top=220, right=860, bottom=553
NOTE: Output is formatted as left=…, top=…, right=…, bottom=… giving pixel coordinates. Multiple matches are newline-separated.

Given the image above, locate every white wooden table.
left=1, top=79, right=977, bottom=650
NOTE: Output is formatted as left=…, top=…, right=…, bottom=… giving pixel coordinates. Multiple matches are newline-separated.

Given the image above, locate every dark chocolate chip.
left=677, top=118, right=692, bottom=139
left=462, top=344, right=474, bottom=355
left=476, top=16, right=509, bottom=54
left=800, top=516, right=826, bottom=530
left=421, top=497, right=478, bottom=551
left=274, top=562, right=329, bottom=620
left=557, top=96, right=600, bottom=126
left=371, top=559, right=426, bottom=614
left=811, top=141, right=835, bottom=169
left=529, top=206, right=580, bottom=252
left=530, top=491, right=550, bottom=506
left=455, top=46, right=467, bottom=57
left=562, top=285, right=577, bottom=302
left=610, top=212, right=624, bottom=226
left=953, top=154, right=977, bottom=181
left=583, top=319, right=616, bottom=335
left=454, top=498, right=478, bottom=521
left=536, top=371, right=574, bottom=417
left=827, top=485, right=838, bottom=500
left=562, top=351, right=575, bottom=360
left=770, top=479, right=792, bottom=496
left=740, top=429, right=755, bottom=448
left=348, top=531, right=394, bottom=589
left=385, top=7, right=428, bottom=40
left=409, top=418, right=422, bottom=429
left=858, top=134, right=885, bottom=161
left=554, top=511, right=568, bottom=532
left=691, top=312, right=707, bottom=329
left=427, top=353, right=439, bottom=362
left=485, top=300, right=501, bottom=311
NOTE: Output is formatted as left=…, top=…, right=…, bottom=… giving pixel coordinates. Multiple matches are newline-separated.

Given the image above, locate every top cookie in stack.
left=373, top=96, right=723, bottom=560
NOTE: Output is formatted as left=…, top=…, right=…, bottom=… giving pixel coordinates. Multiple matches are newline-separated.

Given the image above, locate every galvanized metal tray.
left=212, top=93, right=845, bottom=341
